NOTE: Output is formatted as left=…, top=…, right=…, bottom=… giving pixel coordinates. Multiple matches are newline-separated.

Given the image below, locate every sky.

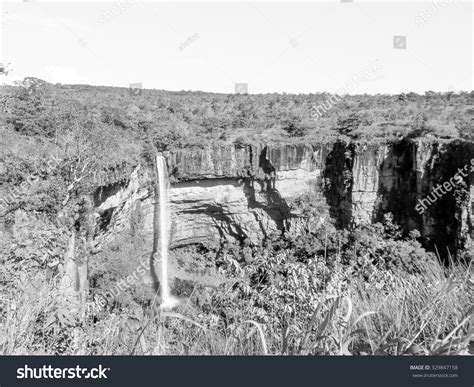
left=0, top=1, right=472, bottom=94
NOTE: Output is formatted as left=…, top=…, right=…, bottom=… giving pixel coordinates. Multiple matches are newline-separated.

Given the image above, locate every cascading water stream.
left=156, top=154, right=178, bottom=309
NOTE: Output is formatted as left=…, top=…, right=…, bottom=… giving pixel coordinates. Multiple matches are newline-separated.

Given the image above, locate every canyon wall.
left=94, top=140, right=474, bottom=257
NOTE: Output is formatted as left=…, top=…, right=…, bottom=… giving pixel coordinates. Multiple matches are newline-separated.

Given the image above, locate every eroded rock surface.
left=94, top=140, right=474, bottom=257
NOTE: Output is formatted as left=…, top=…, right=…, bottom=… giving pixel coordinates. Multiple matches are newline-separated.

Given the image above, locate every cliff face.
left=94, top=140, right=474, bottom=257
left=321, top=140, right=474, bottom=253
left=94, top=144, right=325, bottom=249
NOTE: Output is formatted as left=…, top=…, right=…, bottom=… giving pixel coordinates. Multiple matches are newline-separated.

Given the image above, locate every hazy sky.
left=1, top=1, right=472, bottom=94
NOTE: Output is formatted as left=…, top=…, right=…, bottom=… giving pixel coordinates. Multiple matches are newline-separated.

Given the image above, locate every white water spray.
left=156, top=154, right=179, bottom=309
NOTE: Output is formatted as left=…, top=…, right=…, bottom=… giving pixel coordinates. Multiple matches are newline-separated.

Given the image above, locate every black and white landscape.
left=0, top=1, right=472, bottom=356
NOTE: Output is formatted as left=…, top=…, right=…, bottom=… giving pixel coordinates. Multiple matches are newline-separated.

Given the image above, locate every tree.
left=0, top=63, right=10, bottom=76
left=281, top=116, right=308, bottom=137
left=455, top=117, right=473, bottom=141
left=52, top=106, right=120, bottom=310
left=335, top=112, right=361, bottom=136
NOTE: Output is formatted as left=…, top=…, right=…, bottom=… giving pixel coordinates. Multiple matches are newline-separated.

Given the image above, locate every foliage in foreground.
left=1, top=204, right=472, bottom=356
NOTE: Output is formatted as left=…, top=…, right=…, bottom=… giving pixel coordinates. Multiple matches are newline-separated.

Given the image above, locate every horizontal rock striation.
left=94, top=140, right=473, bottom=257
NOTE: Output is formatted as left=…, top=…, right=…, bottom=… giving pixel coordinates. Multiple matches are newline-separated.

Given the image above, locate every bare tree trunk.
left=60, top=230, right=79, bottom=299
left=77, top=242, right=89, bottom=305
left=60, top=230, right=89, bottom=312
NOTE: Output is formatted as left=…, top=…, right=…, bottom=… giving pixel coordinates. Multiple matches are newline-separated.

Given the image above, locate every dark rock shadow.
left=323, top=141, right=355, bottom=229
left=421, top=141, right=474, bottom=257
left=373, top=139, right=419, bottom=229
left=374, top=139, right=474, bottom=261
left=250, top=146, right=293, bottom=233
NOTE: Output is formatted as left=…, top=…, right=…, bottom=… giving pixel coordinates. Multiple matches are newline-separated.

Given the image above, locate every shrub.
left=281, top=117, right=308, bottom=137
left=335, top=113, right=361, bottom=136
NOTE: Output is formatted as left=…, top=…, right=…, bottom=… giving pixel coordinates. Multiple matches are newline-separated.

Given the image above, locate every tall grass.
left=1, top=254, right=471, bottom=355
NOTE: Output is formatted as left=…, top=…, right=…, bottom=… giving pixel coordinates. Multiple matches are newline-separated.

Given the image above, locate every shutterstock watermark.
left=178, top=33, right=199, bottom=51
left=415, top=159, right=474, bottom=215
left=129, top=82, right=142, bottom=96
left=235, top=83, right=248, bottom=94
left=415, top=0, right=452, bottom=27
left=88, top=251, right=162, bottom=312
left=0, top=9, right=12, bottom=29
left=17, top=365, right=109, bottom=379
left=97, top=0, right=136, bottom=25
left=310, top=59, right=381, bottom=120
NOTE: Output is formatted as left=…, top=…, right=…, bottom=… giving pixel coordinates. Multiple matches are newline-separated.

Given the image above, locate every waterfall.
left=155, top=154, right=178, bottom=309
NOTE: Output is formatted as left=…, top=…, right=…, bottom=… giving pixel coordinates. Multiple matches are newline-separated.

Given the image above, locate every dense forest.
left=3, top=78, right=473, bottom=145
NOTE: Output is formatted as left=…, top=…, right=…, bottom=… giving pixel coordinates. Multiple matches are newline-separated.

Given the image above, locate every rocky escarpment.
left=94, top=144, right=326, bottom=249
left=93, top=140, right=474, bottom=259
